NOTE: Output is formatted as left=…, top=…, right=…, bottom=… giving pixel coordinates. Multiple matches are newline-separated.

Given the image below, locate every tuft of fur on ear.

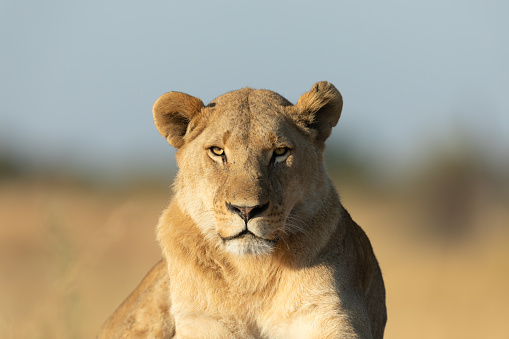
left=153, top=92, right=204, bottom=148
left=293, top=81, right=343, bottom=144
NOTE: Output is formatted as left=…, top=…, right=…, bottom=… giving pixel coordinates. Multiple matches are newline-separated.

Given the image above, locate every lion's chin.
left=222, top=232, right=279, bottom=256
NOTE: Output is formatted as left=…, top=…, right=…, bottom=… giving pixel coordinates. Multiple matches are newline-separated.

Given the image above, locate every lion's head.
left=153, top=82, right=342, bottom=256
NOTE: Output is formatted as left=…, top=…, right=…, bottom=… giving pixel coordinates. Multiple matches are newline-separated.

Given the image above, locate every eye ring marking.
left=271, top=146, right=291, bottom=164
left=210, top=146, right=224, bottom=156
left=273, top=147, right=289, bottom=157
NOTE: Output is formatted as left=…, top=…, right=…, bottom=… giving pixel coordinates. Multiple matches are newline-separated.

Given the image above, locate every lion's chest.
left=168, top=255, right=344, bottom=338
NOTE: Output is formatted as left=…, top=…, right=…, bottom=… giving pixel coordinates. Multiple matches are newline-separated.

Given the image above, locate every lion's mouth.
left=221, top=230, right=280, bottom=244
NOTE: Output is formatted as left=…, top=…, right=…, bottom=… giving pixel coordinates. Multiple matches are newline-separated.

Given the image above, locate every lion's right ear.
left=153, top=92, right=204, bottom=148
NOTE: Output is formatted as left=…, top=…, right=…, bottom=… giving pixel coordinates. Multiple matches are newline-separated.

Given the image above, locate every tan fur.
left=98, top=260, right=174, bottom=338
left=99, top=81, right=386, bottom=338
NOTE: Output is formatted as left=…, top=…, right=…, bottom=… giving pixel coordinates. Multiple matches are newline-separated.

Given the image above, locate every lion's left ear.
left=153, top=91, right=204, bottom=148
left=292, top=81, right=343, bottom=144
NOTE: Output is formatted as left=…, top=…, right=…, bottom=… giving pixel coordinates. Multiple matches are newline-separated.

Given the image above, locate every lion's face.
left=153, top=82, right=343, bottom=256
left=175, top=93, right=319, bottom=256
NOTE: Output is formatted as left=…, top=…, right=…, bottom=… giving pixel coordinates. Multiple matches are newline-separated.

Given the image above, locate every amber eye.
left=273, top=147, right=289, bottom=157
left=210, top=147, right=224, bottom=156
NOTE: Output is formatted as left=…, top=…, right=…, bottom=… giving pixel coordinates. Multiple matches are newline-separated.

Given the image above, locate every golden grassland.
left=0, top=176, right=508, bottom=338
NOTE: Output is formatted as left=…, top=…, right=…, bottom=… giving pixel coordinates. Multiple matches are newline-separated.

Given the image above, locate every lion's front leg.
left=173, top=314, right=237, bottom=339
left=282, top=313, right=372, bottom=339
left=266, top=296, right=373, bottom=339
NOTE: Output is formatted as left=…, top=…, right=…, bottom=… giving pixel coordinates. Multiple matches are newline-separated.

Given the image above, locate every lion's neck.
left=284, top=185, right=345, bottom=268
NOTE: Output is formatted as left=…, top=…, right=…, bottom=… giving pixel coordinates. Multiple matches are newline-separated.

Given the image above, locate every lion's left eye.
left=273, top=147, right=289, bottom=157
left=210, top=147, right=224, bottom=156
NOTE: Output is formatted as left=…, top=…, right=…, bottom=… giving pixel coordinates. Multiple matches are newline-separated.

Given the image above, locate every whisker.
left=285, top=214, right=313, bottom=240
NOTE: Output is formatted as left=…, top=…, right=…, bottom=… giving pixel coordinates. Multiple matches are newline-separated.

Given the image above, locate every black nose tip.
left=226, top=201, right=269, bottom=223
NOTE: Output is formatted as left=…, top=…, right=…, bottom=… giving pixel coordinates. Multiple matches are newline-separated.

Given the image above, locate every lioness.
left=98, top=82, right=386, bottom=338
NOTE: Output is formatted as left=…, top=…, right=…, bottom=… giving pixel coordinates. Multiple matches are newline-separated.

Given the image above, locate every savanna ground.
left=0, top=156, right=508, bottom=338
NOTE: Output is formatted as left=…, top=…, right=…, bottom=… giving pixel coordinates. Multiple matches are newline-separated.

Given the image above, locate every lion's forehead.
left=198, top=101, right=297, bottom=151
left=204, top=113, right=296, bottom=152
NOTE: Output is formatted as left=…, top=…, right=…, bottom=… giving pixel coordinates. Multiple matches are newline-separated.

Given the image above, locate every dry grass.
left=0, top=177, right=508, bottom=338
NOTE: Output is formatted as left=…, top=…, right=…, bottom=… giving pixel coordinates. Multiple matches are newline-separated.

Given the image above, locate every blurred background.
left=1, top=0, right=508, bottom=338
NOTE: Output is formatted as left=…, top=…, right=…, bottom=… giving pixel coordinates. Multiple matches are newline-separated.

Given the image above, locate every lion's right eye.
left=210, top=147, right=224, bottom=156
left=273, top=147, right=289, bottom=157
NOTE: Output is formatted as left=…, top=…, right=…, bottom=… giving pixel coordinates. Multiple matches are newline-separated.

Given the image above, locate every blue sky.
left=1, top=0, right=508, bottom=177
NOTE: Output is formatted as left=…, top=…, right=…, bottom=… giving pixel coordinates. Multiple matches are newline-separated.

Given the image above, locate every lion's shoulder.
left=97, top=260, right=174, bottom=338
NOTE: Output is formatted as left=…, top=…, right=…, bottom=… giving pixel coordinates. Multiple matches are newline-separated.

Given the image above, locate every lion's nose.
left=226, top=201, right=269, bottom=223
